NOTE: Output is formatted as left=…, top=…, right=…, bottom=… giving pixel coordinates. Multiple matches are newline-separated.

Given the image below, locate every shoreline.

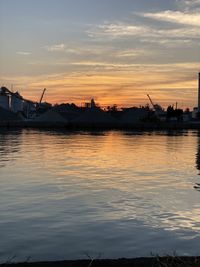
left=1, top=256, right=200, bottom=267
left=1, top=121, right=200, bottom=130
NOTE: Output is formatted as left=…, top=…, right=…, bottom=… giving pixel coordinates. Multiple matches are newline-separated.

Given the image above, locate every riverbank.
left=1, top=257, right=200, bottom=267
left=1, top=120, right=200, bottom=130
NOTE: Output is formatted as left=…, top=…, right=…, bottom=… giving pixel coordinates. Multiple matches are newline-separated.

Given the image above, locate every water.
left=0, top=129, right=200, bottom=262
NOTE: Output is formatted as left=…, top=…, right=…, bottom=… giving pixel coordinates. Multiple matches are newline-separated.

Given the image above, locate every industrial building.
left=0, top=86, right=36, bottom=116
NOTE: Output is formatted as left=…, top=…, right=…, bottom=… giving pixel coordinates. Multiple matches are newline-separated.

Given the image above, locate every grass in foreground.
left=1, top=256, right=200, bottom=267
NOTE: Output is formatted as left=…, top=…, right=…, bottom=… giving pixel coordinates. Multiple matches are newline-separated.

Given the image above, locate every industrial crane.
left=147, top=94, right=165, bottom=118
left=36, top=88, right=47, bottom=111
left=39, top=88, right=46, bottom=104
left=147, top=94, right=155, bottom=110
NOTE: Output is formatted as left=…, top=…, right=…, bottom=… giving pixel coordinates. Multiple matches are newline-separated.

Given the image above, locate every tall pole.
left=198, top=73, right=200, bottom=111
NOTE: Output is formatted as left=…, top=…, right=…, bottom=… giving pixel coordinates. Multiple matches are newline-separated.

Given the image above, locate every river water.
left=0, top=129, right=200, bottom=262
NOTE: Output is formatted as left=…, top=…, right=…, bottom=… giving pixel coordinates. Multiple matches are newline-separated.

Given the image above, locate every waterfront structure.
left=10, top=92, right=24, bottom=113
left=0, top=86, right=36, bottom=116
left=72, top=105, right=118, bottom=127
left=0, top=87, right=10, bottom=110
left=53, top=103, right=81, bottom=122
left=33, top=109, right=68, bottom=127
left=120, top=107, right=149, bottom=125
left=23, top=100, right=36, bottom=118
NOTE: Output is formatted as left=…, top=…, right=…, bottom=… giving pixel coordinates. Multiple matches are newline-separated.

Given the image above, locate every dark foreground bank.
left=1, top=257, right=200, bottom=267
left=2, top=120, right=200, bottom=130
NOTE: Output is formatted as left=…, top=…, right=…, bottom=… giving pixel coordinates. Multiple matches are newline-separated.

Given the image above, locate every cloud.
left=115, top=49, right=151, bottom=58
left=98, top=23, right=149, bottom=37
left=87, top=8, right=200, bottom=48
left=88, top=23, right=151, bottom=39
left=141, top=10, right=200, bottom=27
left=71, top=61, right=199, bottom=72
left=17, top=51, right=31, bottom=56
left=71, top=61, right=138, bottom=70
left=43, top=43, right=114, bottom=58
left=88, top=21, right=200, bottom=44
left=177, top=0, right=200, bottom=7
left=184, top=0, right=200, bottom=4
left=44, top=43, right=66, bottom=52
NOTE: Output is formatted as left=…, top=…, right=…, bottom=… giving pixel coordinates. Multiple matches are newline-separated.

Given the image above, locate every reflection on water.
left=0, top=129, right=22, bottom=168
left=0, top=129, right=200, bottom=262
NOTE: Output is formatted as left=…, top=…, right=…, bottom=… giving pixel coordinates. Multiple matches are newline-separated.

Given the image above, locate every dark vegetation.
left=1, top=256, right=200, bottom=267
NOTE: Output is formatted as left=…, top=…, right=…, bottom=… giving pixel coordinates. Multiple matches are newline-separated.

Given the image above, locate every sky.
left=0, top=0, right=200, bottom=108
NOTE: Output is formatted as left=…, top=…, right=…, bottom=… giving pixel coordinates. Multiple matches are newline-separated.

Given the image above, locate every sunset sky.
left=0, top=0, right=200, bottom=108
